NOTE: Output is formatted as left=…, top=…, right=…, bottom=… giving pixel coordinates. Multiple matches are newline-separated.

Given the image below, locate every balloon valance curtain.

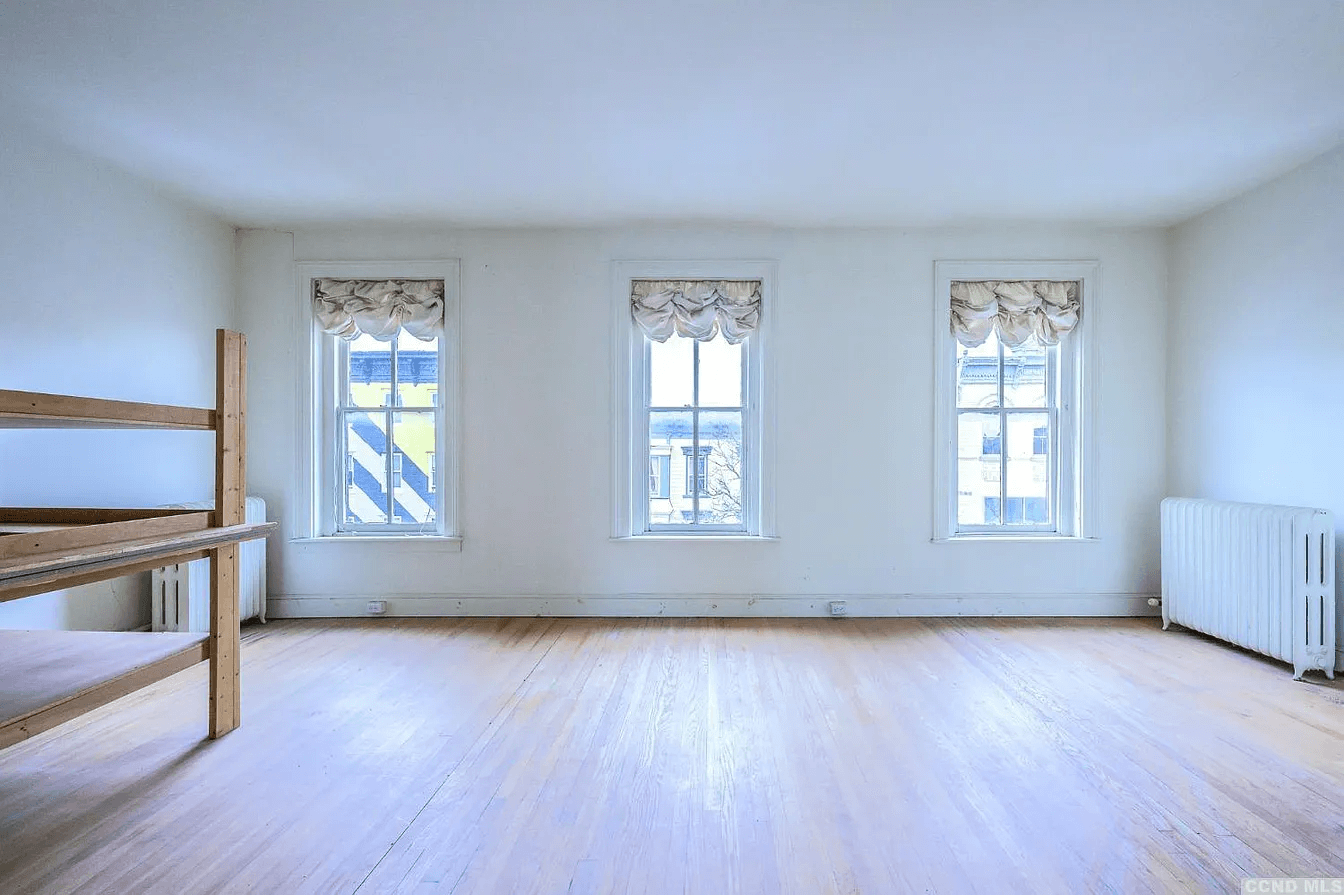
left=630, top=279, right=762, bottom=344
left=313, top=279, right=445, bottom=341
left=950, top=280, right=1080, bottom=348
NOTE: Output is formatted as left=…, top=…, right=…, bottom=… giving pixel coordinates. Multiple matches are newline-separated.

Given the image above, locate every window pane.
left=344, top=411, right=388, bottom=524
left=389, top=411, right=437, bottom=525
left=956, top=331, right=999, bottom=408
left=698, top=336, right=743, bottom=407
left=1006, top=412, right=1050, bottom=526
left=957, top=412, right=1000, bottom=527
left=649, top=411, right=692, bottom=525
left=397, top=331, right=439, bottom=408
left=1004, top=336, right=1048, bottom=408
left=347, top=333, right=391, bottom=408
left=650, top=335, right=693, bottom=407
left=699, top=411, right=743, bottom=525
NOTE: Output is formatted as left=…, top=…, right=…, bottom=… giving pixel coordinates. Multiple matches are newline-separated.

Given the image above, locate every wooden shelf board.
left=0, top=521, right=277, bottom=604
left=0, top=508, right=207, bottom=525
left=0, top=512, right=213, bottom=563
left=0, top=390, right=215, bottom=430
left=0, top=630, right=209, bottom=750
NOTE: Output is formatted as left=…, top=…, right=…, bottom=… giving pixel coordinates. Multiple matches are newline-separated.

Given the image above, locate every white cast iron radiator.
left=1160, top=497, right=1335, bottom=679
left=151, top=497, right=268, bottom=632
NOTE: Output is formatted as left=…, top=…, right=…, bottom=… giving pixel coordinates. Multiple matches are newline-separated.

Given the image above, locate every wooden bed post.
left=210, top=329, right=246, bottom=738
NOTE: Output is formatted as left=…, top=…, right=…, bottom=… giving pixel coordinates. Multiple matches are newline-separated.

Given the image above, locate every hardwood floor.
left=1, top=617, right=1341, bottom=894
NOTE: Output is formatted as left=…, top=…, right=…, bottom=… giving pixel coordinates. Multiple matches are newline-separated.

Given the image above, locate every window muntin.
left=954, top=330, right=1059, bottom=532
left=645, top=334, right=747, bottom=531
left=337, top=329, right=443, bottom=532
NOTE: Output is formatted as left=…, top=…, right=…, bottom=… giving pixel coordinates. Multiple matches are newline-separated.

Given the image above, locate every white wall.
left=0, top=111, right=236, bottom=630
left=240, top=224, right=1168, bottom=617
left=1168, top=144, right=1344, bottom=662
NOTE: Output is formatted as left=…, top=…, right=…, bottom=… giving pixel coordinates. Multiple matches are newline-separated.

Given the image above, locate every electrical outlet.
left=367, top=600, right=388, bottom=616
left=829, top=600, right=847, bottom=617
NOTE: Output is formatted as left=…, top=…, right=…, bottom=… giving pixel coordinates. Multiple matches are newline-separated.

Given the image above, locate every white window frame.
left=932, top=260, right=1099, bottom=541
left=612, top=260, right=776, bottom=539
left=294, top=260, right=462, bottom=541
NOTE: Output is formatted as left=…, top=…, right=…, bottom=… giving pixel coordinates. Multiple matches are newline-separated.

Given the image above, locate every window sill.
left=933, top=535, right=1098, bottom=544
left=290, top=536, right=462, bottom=552
left=611, top=534, right=780, bottom=543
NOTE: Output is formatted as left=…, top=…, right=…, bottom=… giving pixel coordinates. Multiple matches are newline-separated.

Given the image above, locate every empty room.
left=1, top=0, right=1342, bottom=892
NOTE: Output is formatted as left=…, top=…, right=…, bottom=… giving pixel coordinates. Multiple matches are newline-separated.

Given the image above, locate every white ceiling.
left=2, top=0, right=1342, bottom=227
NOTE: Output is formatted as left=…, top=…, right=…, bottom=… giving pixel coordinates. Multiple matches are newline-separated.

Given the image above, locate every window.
left=299, top=261, right=460, bottom=539
left=956, top=329, right=1057, bottom=531
left=337, top=330, right=440, bottom=530
left=933, top=261, right=1096, bottom=540
left=649, top=453, right=671, bottom=499
left=645, top=333, right=745, bottom=527
left=681, top=444, right=714, bottom=497
left=613, top=262, right=775, bottom=538
left=1032, top=426, right=1049, bottom=455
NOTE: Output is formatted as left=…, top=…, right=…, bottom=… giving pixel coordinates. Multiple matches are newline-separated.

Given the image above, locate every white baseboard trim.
left=267, top=592, right=1160, bottom=620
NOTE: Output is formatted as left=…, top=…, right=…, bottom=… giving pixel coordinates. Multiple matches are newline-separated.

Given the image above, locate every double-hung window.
left=300, top=262, right=460, bottom=539
left=613, top=263, right=775, bottom=538
left=336, top=330, right=442, bottom=530
left=933, top=261, right=1096, bottom=540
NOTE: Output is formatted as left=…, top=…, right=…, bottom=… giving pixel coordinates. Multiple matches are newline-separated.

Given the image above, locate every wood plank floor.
left=1, top=618, right=1341, bottom=894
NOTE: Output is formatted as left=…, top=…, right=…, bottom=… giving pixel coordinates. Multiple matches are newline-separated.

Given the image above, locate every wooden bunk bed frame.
left=0, top=329, right=276, bottom=749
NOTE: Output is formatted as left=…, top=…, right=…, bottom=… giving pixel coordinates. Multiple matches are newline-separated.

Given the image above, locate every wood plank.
left=0, top=390, right=215, bottom=430
left=209, top=328, right=245, bottom=739
left=0, top=521, right=276, bottom=603
left=208, top=545, right=240, bottom=739
left=0, top=630, right=209, bottom=750
left=1, top=618, right=1341, bottom=895
left=0, top=513, right=211, bottom=562
left=0, top=548, right=213, bottom=604
left=0, top=508, right=205, bottom=525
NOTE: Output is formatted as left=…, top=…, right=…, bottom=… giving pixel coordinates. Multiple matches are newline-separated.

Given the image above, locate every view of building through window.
left=647, top=333, right=744, bottom=527
left=341, top=329, right=440, bottom=528
left=955, top=330, right=1055, bottom=528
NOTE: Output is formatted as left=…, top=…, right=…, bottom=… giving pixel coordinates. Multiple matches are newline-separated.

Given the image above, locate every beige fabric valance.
left=631, top=279, right=762, bottom=344
left=950, top=280, right=1080, bottom=348
left=313, top=279, right=445, bottom=341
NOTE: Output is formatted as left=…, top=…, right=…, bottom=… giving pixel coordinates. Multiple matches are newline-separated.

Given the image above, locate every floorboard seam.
left=351, top=620, right=564, bottom=895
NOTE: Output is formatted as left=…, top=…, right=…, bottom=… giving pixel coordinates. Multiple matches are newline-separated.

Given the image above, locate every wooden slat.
left=0, top=390, right=215, bottom=430
left=210, top=329, right=246, bottom=739
left=0, top=632, right=209, bottom=750
left=209, top=545, right=240, bottom=738
left=0, top=508, right=205, bottom=525
left=0, top=513, right=211, bottom=562
left=0, top=548, right=213, bottom=604
left=0, top=521, right=275, bottom=603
